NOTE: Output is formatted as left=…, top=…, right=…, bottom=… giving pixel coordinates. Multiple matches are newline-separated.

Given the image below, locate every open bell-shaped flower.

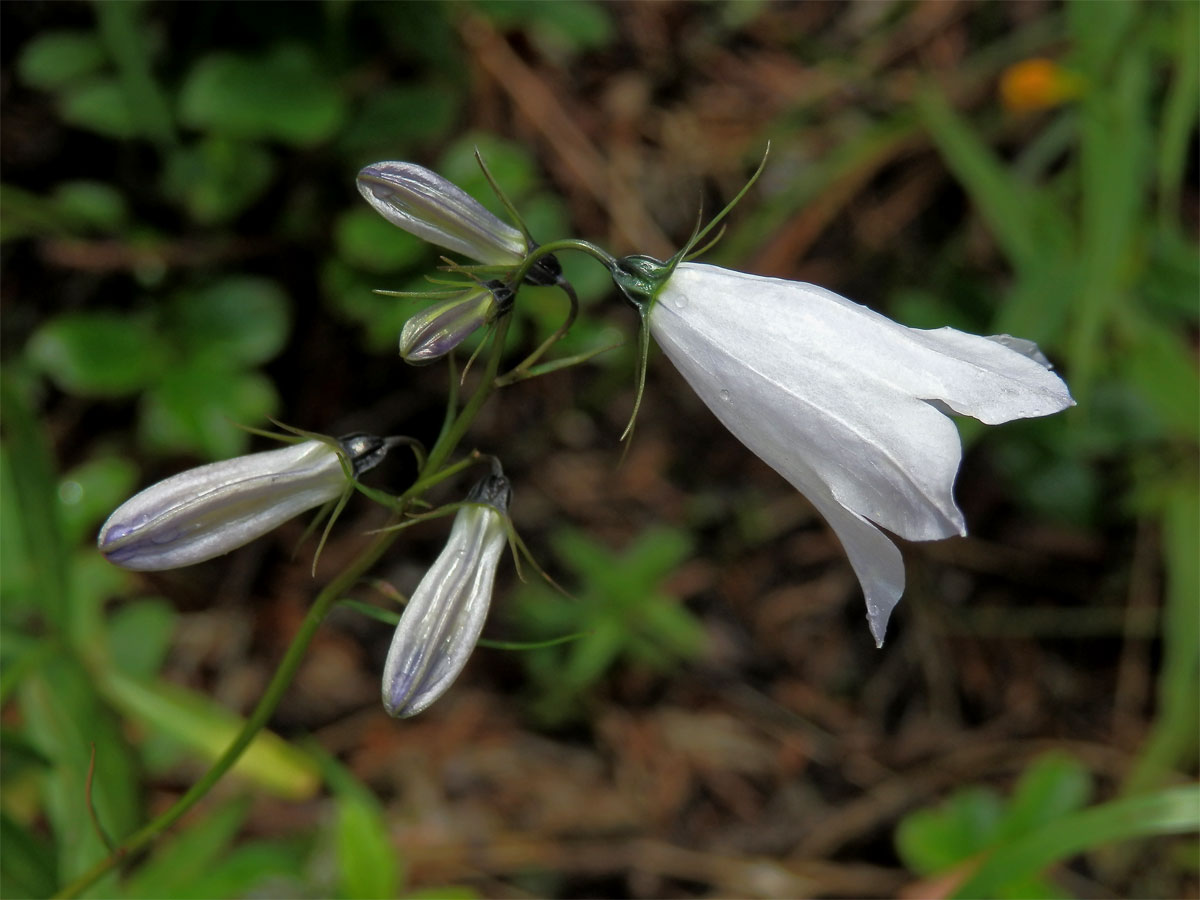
left=613, top=257, right=1074, bottom=646
left=382, top=468, right=511, bottom=718
left=399, top=280, right=513, bottom=365
left=98, top=434, right=392, bottom=571
left=357, top=161, right=561, bottom=286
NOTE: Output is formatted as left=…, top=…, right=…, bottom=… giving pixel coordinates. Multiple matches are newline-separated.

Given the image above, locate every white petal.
left=650, top=264, right=968, bottom=541
left=98, top=441, right=346, bottom=570
left=381, top=505, right=507, bottom=717
left=648, top=262, right=1074, bottom=642
left=779, top=456, right=905, bottom=647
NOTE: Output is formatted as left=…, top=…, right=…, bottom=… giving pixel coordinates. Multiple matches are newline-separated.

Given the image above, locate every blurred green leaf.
left=176, top=838, right=308, bottom=900
left=953, top=785, right=1200, bottom=899
left=320, top=258, right=418, bottom=351
left=1124, top=483, right=1200, bottom=794
left=139, top=363, right=278, bottom=459
left=27, top=312, right=165, bottom=397
left=0, top=184, right=70, bottom=242
left=439, top=135, right=538, bottom=219
left=1119, top=314, right=1200, bottom=441
left=1156, top=2, right=1199, bottom=230
left=179, top=45, right=345, bottom=145
left=513, top=527, right=702, bottom=723
left=1, top=380, right=71, bottom=628
left=335, top=207, right=427, bottom=273
left=1070, top=32, right=1153, bottom=396
left=20, top=657, right=141, bottom=895
left=998, top=753, right=1093, bottom=842
left=99, top=669, right=320, bottom=801
left=1143, top=232, right=1200, bottom=320
left=1, top=810, right=58, bottom=900
left=167, top=276, right=291, bottom=367
left=475, top=0, right=614, bottom=54
left=56, top=455, right=139, bottom=547
left=59, top=77, right=140, bottom=140
left=341, top=84, right=461, bottom=157
left=162, top=138, right=276, bottom=225
left=122, top=796, right=250, bottom=900
left=896, top=786, right=1005, bottom=875
left=52, top=181, right=129, bottom=233
left=94, top=0, right=176, bottom=147
left=320, top=754, right=401, bottom=900
left=17, top=30, right=107, bottom=90
left=106, top=599, right=177, bottom=680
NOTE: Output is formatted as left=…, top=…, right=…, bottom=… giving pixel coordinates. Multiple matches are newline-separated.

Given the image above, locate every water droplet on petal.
left=671, top=293, right=688, bottom=310
left=719, top=389, right=732, bottom=403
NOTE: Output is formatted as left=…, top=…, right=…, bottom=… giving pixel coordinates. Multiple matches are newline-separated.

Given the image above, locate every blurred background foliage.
left=1, top=1, right=1197, bottom=898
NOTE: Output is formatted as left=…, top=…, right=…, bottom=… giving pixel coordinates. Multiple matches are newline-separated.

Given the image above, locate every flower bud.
left=98, top=435, right=390, bottom=571
left=382, top=470, right=511, bottom=718
left=357, top=161, right=528, bottom=266
left=399, top=281, right=513, bottom=365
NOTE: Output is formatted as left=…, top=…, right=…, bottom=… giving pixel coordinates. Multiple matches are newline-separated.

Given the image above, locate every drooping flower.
left=357, top=161, right=561, bottom=285
left=98, top=435, right=392, bottom=571
left=382, top=469, right=511, bottom=717
left=613, top=258, right=1074, bottom=646
left=399, top=280, right=513, bottom=365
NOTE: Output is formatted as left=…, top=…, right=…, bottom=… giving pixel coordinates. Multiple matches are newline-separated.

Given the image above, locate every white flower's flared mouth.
left=648, top=262, right=1074, bottom=645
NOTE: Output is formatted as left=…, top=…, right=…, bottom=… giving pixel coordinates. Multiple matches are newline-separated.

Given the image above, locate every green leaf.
left=122, top=796, right=250, bottom=900
left=17, top=31, right=107, bottom=90
left=167, top=276, right=291, bottom=367
left=139, top=363, right=278, bottom=459
left=998, top=753, right=1093, bottom=842
left=953, top=785, right=1200, bottom=899
left=475, top=0, right=614, bottom=53
left=1119, top=313, right=1200, bottom=441
left=0, top=184, right=71, bottom=242
left=58, top=77, right=139, bottom=140
left=20, top=657, right=142, bottom=894
left=439, top=135, right=538, bottom=219
left=175, top=838, right=308, bottom=900
left=106, top=599, right=177, bottom=680
left=0, top=379, right=71, bottom=628
left=340, top=84, right=461, bottom=156
left=319, top=753, right=402, bottom=899
left=162, top=138, right=276, bottom=226
left=179, top=45, right=345, bottom=145
left=27, top=312, right=165, bottom=397
left=98, top=668, right=320, bottom=800
left=321, top=260, right=425, bottom=352
left=52, top=181, right=129, bottom=233
left=335, top=207, right=427, bottom=274
left=56, top=454, right=139, bottom=547
left=896, top=787, right=1005, bottom=874
left=1, top=810, right=58, bottom=900
left=1124, top=482, right=1200, bottom=793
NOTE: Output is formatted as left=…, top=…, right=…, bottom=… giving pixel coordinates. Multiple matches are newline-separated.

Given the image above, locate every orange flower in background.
left=999, top=58, right=1084, bottom=112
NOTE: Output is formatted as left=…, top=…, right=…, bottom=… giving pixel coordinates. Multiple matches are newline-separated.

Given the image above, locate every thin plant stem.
left=55, top=314, right=516, bottom=899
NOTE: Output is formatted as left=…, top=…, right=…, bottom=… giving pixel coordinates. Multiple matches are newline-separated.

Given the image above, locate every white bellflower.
left=98, top=435, right=390, bottom=571
left=615, top=258, right=1074, bottom=646
left=382, top=470, right=511, bottom=717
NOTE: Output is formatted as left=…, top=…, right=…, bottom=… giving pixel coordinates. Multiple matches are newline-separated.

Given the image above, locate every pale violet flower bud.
left=616, top=259, right=1075, bottom=647
left=98, top=435, right=390, bottom=571
left=400, top=281, right=513, bottom=365
left=382, top=470, right=511, bottom=718
left=357, top=161, right=562, bottom=285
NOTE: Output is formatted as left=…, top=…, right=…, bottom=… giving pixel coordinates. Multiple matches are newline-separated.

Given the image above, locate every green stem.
left=54, top=525, right=399, bottom=899
left=56, top=313, right=516, bottom=899
left=509, top=238, right=617, bottom=285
